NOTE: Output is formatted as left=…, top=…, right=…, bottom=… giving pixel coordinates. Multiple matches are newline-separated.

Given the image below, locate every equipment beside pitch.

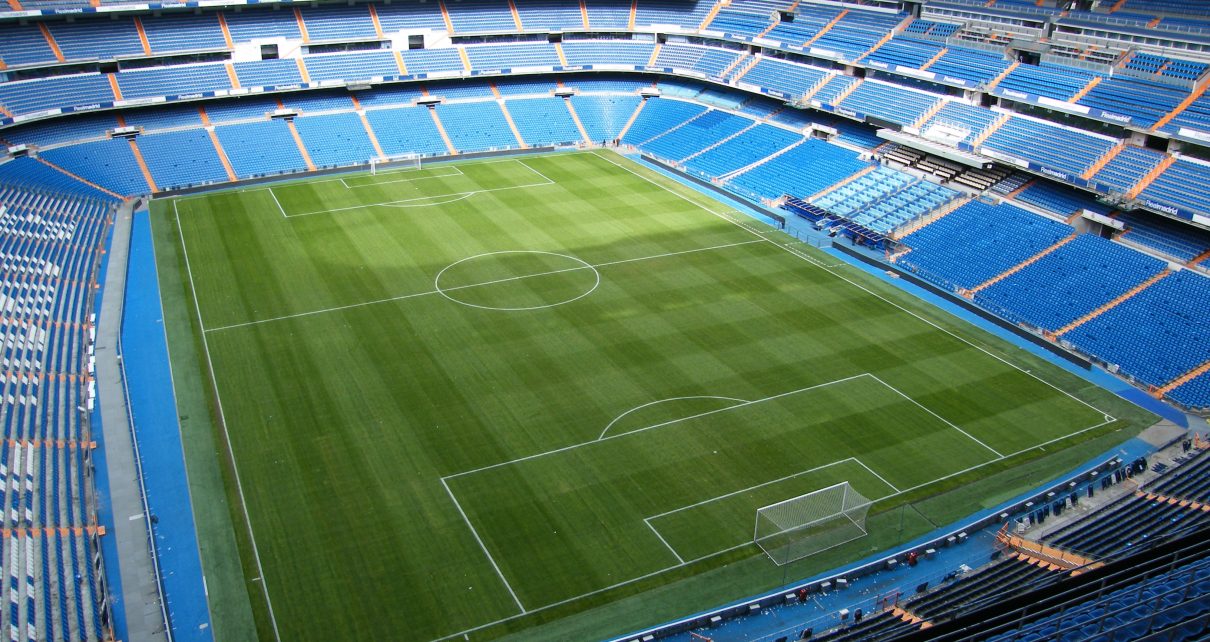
left=755, top=481, right=873, bottom=566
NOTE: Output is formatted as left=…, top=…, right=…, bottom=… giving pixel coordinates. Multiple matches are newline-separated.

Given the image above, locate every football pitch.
left=153, top=150, right=1151, bottom=641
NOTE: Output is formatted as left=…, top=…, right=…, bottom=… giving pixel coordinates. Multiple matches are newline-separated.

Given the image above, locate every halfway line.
left=204, top=239, right=764, bottom=332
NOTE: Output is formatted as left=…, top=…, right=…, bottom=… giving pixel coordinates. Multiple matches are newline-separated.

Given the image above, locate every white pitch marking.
left=440, top=478, right=527, bottom=614
left=379, top=193, right=474, bottom=208
left=516, top=158, right=556, bottom=185
left=598, top=396, right=748, bottom=440
left=443, top=374, right=870, bottom=482
left=428, top=414, right=1117, bottom=642
left=283, top=180, right=557, bottom=217
left=338, top=165, right=463, bottom=189
left=853, top=457, right=900, bottom=494
left=433, top=250, right=601, bottom=312
left=204, top=239, right=764, bottom=332
left=643, top=518, right=684, bottom=564
left=172, top=200, right=284, bottom=642
left=267, top=187, right=288, bottom=219
left=866, top=373, right=1004, bottom=459
left=644, top=458, right=861, bottom=523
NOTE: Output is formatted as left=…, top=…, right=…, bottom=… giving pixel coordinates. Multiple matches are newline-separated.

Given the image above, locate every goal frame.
left=370, top=153, right=422, bottom=175
left=754, top=481, right=874, bottom=566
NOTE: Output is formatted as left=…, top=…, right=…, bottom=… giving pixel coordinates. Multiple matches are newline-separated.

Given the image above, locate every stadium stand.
left=974, top=234, right=1168, bottom=332
left=1138, top=158, right=1210, bottom=216
left=3, top=113, right=118, bottom=149
left=561, top=40, right=655, bottom=67
left=1116, top=210, right=1210, bottom=263
left=214, top=120, right=308, bottom=178
left=620, top=98, right=707, bottom=146
left=141, top=12, right=226, bottom=53
left=203, top=96, right=280, bottom=123
left=735, top=58, right=831, bottom=99
left=812, top=168, right=959, bottom=234
left=569, top=95, right=643, bottom=142
left=503, top=98, right=582, bottom=147
left=8, top=2, right=1210, bottom=641
left=0, top=158, right=116, bottom=642
left=1077, top=76, right=1188, bottom=128
left=514, top=0, right=583, bottom=30
left=293, top=112, right=377, bottom=169
left=583, top=0, right=631, bottom=29
left=682, top=123, right=801, bottom=178
left=433, top=102, right=521, bottom=151
left=38, top=139, right=151, bottom=196
left=981, top=116, right=1117, bottom=178
left=115, top=64, right=233, bottom=100
left=728, top=138, right=870, bottom=202
left=223, top=7, right=302, bottom=41
left=0, top=23, right=60, bottom=67
left=1063, top=269, right=1210, bottom=392
left=303, top=51, right=401, bottom=83
left=46, top=19, right=144, bottom=60
left=1049, top=452, right=1210, bottom=558
left=444, top=0, right=517, bottom=34
left=642, top=109, right=751, bottom=162
left=363, top=107, right=451, bottom=157
left=897, top=200, right=1074, bottom=291
left=466, top=42, right=560, bottom=70
left=835, top=80, right=941, bottom=127
left=1091, top=145, right=1167, bottom=194
left=0, top=75, right=115, bottom=119
left=297, top=4, right=377, bottom=42
left=995, top=62, right=1101, bottom=101
left=1013, top=181, right=1112, bottom=218
left=233, top=59, right=304, bottom=88
left=135, top=129, right=231, bottom=190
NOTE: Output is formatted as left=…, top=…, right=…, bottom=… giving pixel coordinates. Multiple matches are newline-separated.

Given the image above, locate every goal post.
left=370, top=153, right=421, bottom=175
left=754, top=481, right=873, bottom=566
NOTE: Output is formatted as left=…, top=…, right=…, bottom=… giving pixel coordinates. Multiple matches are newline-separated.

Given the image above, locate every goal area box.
left=754, top=481, right=873, bottom=566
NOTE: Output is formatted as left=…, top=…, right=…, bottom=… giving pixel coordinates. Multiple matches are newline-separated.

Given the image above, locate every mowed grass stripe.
left=167, top=150, right=1133, bottom=641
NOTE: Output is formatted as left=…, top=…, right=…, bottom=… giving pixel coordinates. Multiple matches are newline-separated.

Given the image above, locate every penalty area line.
left=866, top=373, right=1004, bottom=459
left=440, top=478, right=527, bottom=615
left=643, top=519, right=684, bottom=564
left=428, top=405, right=1118, bottom=642
left=284, top=179, right=558, bottom=217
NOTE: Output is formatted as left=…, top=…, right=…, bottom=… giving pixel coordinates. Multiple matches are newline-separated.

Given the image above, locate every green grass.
left=153, top=150, right=1154, bottom=641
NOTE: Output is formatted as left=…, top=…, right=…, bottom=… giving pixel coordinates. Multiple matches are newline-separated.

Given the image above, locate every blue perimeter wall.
left=122, top=209, right=212, bottom=641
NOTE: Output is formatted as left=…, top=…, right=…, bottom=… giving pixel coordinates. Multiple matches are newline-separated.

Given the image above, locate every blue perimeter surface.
left=89, top=220, right=127, bottom=642
left=122, top=209, right=212, bottom=641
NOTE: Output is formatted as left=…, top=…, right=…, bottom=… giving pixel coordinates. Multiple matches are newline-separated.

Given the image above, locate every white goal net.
left=754, top=481, right=873, bottom=566
left=370, top=153, right=421, bottom=175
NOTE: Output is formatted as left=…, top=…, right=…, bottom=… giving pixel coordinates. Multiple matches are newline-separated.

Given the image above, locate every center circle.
left=434, top=250, right=601, bottom=311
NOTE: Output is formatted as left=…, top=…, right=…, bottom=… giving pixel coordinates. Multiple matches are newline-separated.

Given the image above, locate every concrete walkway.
left=94, top=200, right=170, bottom=642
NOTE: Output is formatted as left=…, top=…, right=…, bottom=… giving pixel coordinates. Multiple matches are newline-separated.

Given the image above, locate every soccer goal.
left=370, top=153, right=421, bottom=175
left=754, top=481, right=873, bottom=566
